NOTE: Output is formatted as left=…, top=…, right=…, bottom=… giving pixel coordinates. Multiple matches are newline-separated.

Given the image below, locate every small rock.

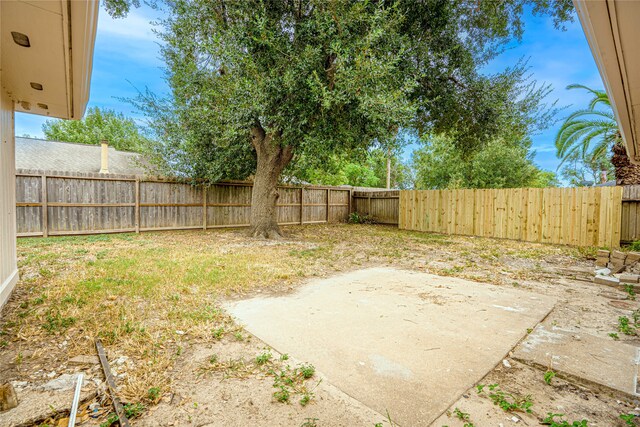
left=627, top=252, right=640, bottom=262
left=502, top=359, right=512, bottom=368
left=594, top=275, right=620, bottom=285
left=10, top=381, right=28, bottom=389
left=511, top=416, right=520, bottom=423
left=40, top=373, right=86, bottom=392
left=175, top=330, right=185, bottom=335
left=113, top=356, right=128, bottom=366
left=619, top=274, right=640, bottom=284
left=0, top=383, right=18, bottom=412
left=612, top=250, right=627, bottom=260
left=595, top=268, right=611, bottom=276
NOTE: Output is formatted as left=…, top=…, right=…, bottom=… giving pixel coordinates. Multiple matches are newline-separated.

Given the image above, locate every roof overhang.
left=574, top=0, right=640, bottom=164
left=0, top=0, right=99, bottom=119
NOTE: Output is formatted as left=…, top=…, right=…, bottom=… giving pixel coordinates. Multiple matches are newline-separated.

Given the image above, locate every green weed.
left=544, top=370, right=556, bottom=385
left=619, top=316, right=636, bottom=335
left=477, top=384, right=532, bottom=413
left=542, top=412, right=588, bottom=426
left=620, top=413, right=637, bottom=426
left=625, top=284, right=637, bottom=301
left=256, top=351, right=272, bottom=365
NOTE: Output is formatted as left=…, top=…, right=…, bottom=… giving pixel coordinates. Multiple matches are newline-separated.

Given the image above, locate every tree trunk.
left=612, top=142, right=640, bottom=185
left=249, top=126, right=294, bottom=239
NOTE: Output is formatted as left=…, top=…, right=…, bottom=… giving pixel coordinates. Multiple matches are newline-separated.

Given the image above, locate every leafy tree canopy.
left=42, top=106, right=148, bottom=152
left=412, top=135, right=557, bottom=189
left=129, top=0, right=571, bottom=236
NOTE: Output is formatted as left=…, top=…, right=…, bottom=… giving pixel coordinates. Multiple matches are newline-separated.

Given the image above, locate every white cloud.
left=97, top=8, right=159, bottom=42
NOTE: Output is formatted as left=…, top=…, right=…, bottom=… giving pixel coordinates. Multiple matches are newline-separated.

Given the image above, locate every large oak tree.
left=133, top=0, right=572, bottom=238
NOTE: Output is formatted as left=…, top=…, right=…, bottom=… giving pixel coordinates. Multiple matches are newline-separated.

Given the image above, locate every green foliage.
left=618, top=316, right=636, bottom=335
left=476, top=383, right=533, bottom=413
left=102, top=0, right=139, bottom=18
left=544, top=370, right=556, bottom=385
left=413, top=135, right=556, bottom=189
left=543, top=413, right=589, bottom=427
left=133, top=0, right=570, bottom=184
left=559, top=150, right=613, bottom=187
left=256, top=351, right=273, bottom=365
left=620, top=413, right=637, bottom=426
left=299, top=364, right=315, bottom=379
left=625, top=284, right=637, bottom=301
left=42, top=107, right=148, bottom=152
left=124, top=402, right=145, bottom=418
left=555, top=84, right=619, bottom=172
left=609, top=332, right=620, bottom=340
left=453, top=408, right=470, bottom=421
left=147, top=387, right=161, bottom=402
left=348, top=212, right=376, bottom=225
left=629, top=241, right=640, bottom=252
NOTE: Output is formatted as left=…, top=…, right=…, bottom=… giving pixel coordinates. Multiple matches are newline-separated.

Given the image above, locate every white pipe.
left=68, top=373, right=83, bottom=426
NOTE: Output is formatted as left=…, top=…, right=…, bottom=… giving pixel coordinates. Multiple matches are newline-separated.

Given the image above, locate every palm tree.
left=555, top=84, right=640, bottom=185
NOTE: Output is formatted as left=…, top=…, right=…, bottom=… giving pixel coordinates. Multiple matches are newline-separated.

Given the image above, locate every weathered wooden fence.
left=15, top=169, right=352, bottom=237
left=352, top=190, right=399, bottom=224
left=621, top=185, right=640, bottom=243
left=399, top=187, right=623, bottom=248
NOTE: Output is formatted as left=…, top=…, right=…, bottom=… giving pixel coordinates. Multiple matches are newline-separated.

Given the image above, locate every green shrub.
left=348, top=212, right=375, bottom=224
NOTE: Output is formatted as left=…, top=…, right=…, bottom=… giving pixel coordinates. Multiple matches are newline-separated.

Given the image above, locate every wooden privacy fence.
left=399, top=187, right=623, bottom=248
left=352, top=190, right=399, bottom=224
left=621, top=185, right=640, bottom=243
left=15, top=169, right=352, bottom=237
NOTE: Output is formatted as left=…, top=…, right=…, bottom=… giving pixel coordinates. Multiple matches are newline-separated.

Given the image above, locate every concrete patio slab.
left=513, top=323, right=640, bottom=397
left=225, top=267, right=556, bottom=426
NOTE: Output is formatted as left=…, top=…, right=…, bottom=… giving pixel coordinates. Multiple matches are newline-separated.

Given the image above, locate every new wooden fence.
left=352, top=190, right=399, bottom=224
left=15, top=169, right=352, bottom=237
left=399, top=187, right=623, bottom=248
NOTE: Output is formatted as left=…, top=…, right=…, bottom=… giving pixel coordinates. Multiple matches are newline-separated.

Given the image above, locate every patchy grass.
left=1, top=224, right=587, bottom=407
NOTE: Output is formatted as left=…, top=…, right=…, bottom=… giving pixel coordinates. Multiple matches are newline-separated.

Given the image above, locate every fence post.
left=202, top=184, right=207, bottom=231
left=326, top=188, right=330, bottom=223
left=368, top=195, right=372, bottom=216
left=41, top=174, right=48, bottom=238
left=300, top=187, right=304, bottom=225
left=134, top=178, right=140, bottom=233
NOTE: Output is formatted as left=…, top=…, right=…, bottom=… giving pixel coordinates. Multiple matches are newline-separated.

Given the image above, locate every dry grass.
left=0, top=224, right=590, bottom=407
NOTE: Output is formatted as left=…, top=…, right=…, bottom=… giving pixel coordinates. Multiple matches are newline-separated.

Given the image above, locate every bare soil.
left=0, top=224, right=637, bottom=426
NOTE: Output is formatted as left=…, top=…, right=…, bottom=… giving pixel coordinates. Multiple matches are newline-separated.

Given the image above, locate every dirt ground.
left=0, top=224, right=638, bottom=426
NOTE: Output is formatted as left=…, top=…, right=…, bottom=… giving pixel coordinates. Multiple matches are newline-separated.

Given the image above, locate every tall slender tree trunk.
left=612, top=142, right=640, bottom=185
left=249, top=126, right=293, bottom=239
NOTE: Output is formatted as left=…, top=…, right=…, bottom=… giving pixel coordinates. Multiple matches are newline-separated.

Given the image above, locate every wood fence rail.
left=398, top=187, right=623, bottom=248
left=352, top=190, right=399, bottom=225
left=15, top=169, right=353, bottom=237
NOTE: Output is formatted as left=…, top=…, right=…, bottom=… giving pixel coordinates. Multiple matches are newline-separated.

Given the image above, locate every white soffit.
left=574, top=0, right=640, bottom=163
left=1, top=0, right=98, bottom=119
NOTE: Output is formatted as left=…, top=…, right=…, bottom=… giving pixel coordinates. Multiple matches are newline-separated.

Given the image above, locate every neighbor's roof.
left=15, top=137, right=146, bottom=175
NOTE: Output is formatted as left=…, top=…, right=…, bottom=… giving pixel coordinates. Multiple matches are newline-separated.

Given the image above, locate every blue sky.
left=16, top=4, right=604, bottom=175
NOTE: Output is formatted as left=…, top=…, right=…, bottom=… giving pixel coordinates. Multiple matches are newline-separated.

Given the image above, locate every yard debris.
left=68, top=373, right=83, bottom=427
left=594, top=275, right=620, bottom=286
left=68, top=355, right=99, bottom=366
left=593, top=250, right=640, bottom=288
left=619, top=273, right=640, bottom=284
left=40, top=373, right=87, bottom=392
left=95, top=339, right=131, bottom=427
left=0, top=383, right=18, bottom=412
